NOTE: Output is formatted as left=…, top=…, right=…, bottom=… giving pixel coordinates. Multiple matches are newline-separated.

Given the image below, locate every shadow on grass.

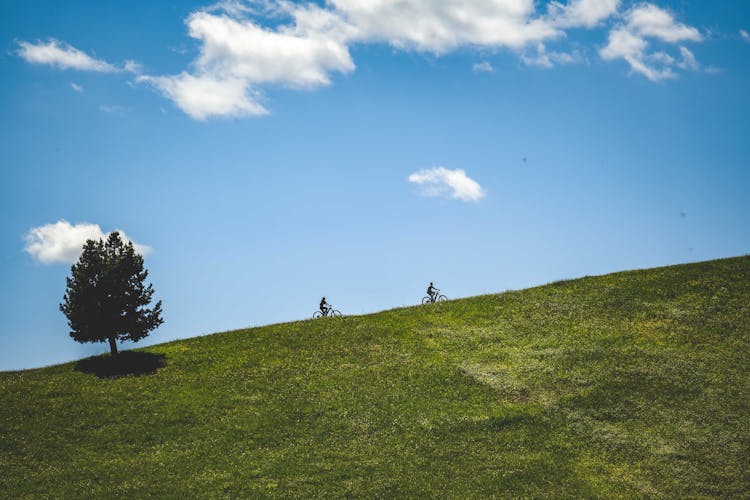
left=75, top=351, right=166, bottom=379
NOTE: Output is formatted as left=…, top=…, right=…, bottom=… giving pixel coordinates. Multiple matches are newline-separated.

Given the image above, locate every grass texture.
left=1, top=256, right=748, bottom=497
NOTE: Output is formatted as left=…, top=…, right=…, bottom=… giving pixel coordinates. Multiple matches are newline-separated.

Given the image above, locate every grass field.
left=1, top=256, right=749, bottom=498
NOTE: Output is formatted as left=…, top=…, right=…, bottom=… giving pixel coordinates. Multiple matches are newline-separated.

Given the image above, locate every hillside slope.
left=1, top=257, right=749, bottom=498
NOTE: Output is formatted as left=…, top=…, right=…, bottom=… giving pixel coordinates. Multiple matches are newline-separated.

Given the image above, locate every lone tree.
left=60, top=231, right=163, bottom=357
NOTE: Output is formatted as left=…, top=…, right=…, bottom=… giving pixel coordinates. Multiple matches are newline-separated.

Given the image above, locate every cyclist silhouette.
left=427, top=282, right=439, bottom=301
left=320, top=297, right=330, bottom=316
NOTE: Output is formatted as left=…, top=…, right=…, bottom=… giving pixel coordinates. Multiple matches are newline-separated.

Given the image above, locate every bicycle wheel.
left=312, top=311, right=323, bottom=319
left=331, top=309, right=343, bottom=318
left=422, top=296, right=432, bottom=305
left=437, top=295, right=448, bottom=302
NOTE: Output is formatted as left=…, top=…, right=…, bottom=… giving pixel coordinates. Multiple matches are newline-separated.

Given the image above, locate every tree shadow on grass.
left=75, top=351, right=167, bottom=379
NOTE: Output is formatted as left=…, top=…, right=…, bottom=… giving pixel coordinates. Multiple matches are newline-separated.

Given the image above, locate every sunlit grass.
left=1, top=256, right=748, bottom=497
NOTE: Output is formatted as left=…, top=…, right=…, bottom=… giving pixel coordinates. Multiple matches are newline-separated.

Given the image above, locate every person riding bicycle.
left=427, top=282, right=439, bottom=301
left=320, top=297, right=330, bottom=316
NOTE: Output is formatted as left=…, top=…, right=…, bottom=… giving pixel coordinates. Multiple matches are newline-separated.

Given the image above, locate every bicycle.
left=312, top=307, right=343, bottom=319
left=422, top=291, right=447, bottom=304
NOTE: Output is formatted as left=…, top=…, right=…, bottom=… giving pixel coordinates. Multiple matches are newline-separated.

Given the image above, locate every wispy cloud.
left=522, top=43, right=583, bottom=68
left=626, top=4, right=701, bottom=43
left=18, top=40, right=117, bottom=72
left=676, top=46, right=699, bottom=71
left=547, top=0, right=620, bottom=29
left=472, top=61, right=494, bottom=73
left=741, top=29, right=750, bottom=43
left=600, top=4, right=703, bottom=81
left=17, top=39, right=140, bottom=73
left=70, top=82, right=84, bottom=93
left=24, top=220, right=151, bottom=264
left=408, top=167, right=485, bottom=202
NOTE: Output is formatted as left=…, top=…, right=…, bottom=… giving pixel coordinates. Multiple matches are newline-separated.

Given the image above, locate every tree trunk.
left=108, top=337, right=119, bottom=357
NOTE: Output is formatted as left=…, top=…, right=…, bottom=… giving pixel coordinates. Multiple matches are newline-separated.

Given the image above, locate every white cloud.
left=548, top=0, right=619, bottom=29
left=408, top=167, right=485, bottom=202
left=138, top=74, right=268, bottom=120
left=18, top=40, right=117, bottom=72
left=138, top=6, right=355, bottom=119
left=601, top=27, right=674, bottom=81
left=24, top=220, right=151, bottom=265
left=472, top=61, right=494, bottom=73
left=740, top=29, right=750, bottom=42
left=600, top=4, right=702, bottom=81
left=625, top=4, right=702, bottom=43
left=330, top=0, right=558, bottom=54
left=522, top=43, right=582, bottom=68
left=70, top=82, right=84, bottom=93
left=17, top=39, right=142, bottom=74
left=21, top=1, right=712, bottom=118
left=187, top=10, right=355, bottom=87
left=141, top=0, right=573, bottom=118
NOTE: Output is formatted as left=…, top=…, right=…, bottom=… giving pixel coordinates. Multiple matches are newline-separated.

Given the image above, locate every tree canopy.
left=60, top=232, right=163, bottom=356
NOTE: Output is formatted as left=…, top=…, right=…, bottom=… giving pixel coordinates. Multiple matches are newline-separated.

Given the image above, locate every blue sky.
left=1, top=0, right=749, bottom=370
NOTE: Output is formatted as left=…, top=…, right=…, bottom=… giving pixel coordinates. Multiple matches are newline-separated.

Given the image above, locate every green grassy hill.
left=2, top=257, right=749, bottom=498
